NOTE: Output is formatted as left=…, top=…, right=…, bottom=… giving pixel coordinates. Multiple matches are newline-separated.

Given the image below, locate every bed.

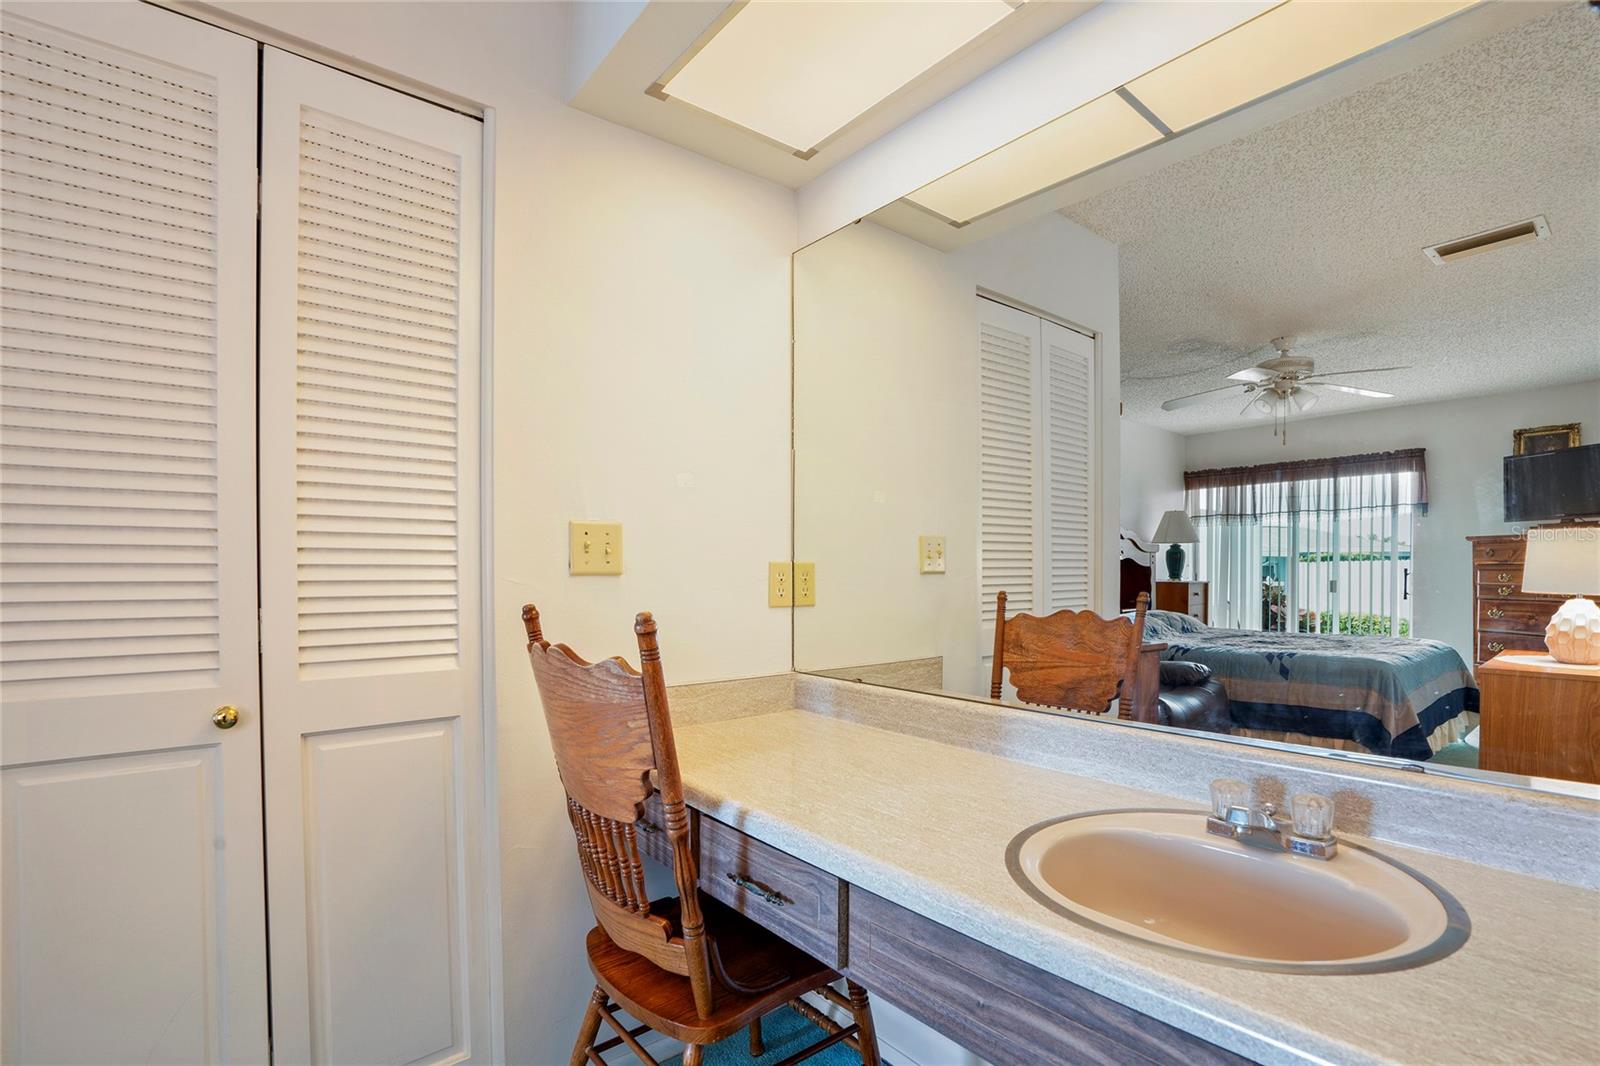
left=1140, top=609, right=1479, bottom=761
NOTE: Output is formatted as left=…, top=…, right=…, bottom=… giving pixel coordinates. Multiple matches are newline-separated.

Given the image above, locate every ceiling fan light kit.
left=1162, top=337, right=1404, bottom=442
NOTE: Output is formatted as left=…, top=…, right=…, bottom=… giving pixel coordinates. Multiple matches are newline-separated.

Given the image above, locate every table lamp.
left=1153, top=510, right=1200, bottom=581
left=1521, top=526, right=1600, bottom=665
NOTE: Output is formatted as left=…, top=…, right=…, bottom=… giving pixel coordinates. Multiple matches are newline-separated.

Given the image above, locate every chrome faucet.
left=1206, top=780, right=1338, bottom=860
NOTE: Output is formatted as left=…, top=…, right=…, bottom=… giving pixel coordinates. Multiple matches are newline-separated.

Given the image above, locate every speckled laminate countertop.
left=671, top=708, right=1600, bottom=1066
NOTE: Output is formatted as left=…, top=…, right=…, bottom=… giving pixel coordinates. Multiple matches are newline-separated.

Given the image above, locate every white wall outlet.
left=918, top=535, right=947, bottom=574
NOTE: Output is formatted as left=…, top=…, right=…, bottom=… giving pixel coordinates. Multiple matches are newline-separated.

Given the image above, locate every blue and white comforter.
left=1142, top=610, right=1479, bottom=760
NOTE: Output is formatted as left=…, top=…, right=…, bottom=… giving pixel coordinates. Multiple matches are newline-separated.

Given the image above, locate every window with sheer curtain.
left=1185, top=450, right=1427, bottom=635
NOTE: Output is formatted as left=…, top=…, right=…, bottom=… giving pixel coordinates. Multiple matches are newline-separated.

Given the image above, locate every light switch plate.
left=570, top=521, right=622, bottom=575
left=918, top=535, right=947, bottom=574
left=768, top=562, right=792, bottom=607
left=794, top=562, right=816, bottom=606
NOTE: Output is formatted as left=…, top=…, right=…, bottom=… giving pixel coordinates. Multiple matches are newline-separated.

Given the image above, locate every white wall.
left=216, top=4, right=796, bottom=1061
left=794, top=215, right=1119, bottom=696
left=1119, top=419, right=1186, bottom=544
left=1183, top=380, right=1600, bottom=661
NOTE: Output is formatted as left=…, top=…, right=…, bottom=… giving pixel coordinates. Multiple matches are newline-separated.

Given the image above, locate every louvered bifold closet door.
left=256, top=49, right=489, bottom=1066
left=1042, top=319, right=1095, bottom=612
left=978, top=298, right=1040, bottom=647
left=0, top=4, right=268, bottom=1062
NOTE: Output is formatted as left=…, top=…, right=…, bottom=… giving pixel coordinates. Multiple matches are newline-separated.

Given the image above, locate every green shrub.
left=1295, top=610, right=1411, bottom=637
left=1295, top=551, right=1412, bottom=562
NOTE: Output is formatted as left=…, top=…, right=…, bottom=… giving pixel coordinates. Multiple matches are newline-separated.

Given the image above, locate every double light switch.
left=570, top=522, right=622, bottom=575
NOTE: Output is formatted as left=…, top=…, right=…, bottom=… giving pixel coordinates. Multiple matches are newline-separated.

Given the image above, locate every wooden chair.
left=522, top=605, right=881, bottom=1066
left=990, top=591, right=1151, bottom=716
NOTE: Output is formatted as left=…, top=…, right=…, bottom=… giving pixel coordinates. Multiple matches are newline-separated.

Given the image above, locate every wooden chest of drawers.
left=1467, top=534, right=1564, bottom=665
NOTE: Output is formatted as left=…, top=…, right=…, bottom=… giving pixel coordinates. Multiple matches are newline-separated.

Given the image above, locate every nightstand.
left=1155, top=580, right=1209, bottom=624
left=1477, top=652, right=1600, bottom=785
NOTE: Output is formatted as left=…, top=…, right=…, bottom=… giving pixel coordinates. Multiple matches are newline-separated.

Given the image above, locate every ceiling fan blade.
left=1228, top=366, right=1276, bottom=384
left=1306, top=382, right=1394, bottom=399
left=1161, top=384, right=1239, bottom=411
left=1302, top=366, right=1411, bottom=380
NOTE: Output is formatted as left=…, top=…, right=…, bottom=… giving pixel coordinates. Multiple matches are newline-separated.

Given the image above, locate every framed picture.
left=1513, top=423, right=1581, bottom=456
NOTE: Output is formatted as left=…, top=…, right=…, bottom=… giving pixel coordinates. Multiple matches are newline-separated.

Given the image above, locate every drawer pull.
left=1486, top=608, right=1504, bottom=620
left=1497, top=571, right=1513, bottom=582
left=1484, top=547, right=1496, bottom=557
left=726, top=872, right=789, bottom=907
left=1487, top=641, right=1506, bottom=653
left=1497, top=585, right=1514, bottom=597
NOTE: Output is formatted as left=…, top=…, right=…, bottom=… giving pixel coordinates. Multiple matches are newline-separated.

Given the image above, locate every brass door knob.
left=212, top=705, right=240, bottom=729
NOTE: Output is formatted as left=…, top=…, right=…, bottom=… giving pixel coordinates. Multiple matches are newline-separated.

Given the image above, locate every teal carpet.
left=657, top=1007, right=881, bottom=1066
left=1430, top=739, right=1479, bottom=768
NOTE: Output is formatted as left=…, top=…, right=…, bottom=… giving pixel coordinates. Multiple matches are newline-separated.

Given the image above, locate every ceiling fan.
left=1161, top=338, right=1406, bottom=441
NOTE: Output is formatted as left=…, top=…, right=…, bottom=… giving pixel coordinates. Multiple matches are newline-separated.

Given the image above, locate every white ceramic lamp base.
left=1545, top=596, right=1600, bottom=665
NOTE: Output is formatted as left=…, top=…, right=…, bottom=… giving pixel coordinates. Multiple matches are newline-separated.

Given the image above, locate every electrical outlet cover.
left=570, top=521, right=623, bottom=575
left=768, top=561, right=792, bottom=607
left=794, top=562, right=816, bottom=606
left=918, top=535, right=947, bottom=574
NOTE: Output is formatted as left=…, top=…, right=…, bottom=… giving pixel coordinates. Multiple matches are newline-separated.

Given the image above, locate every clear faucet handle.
left=1291, top=793, right=1335, bottom=840
left=1209, top=778, right=1249, bottom=819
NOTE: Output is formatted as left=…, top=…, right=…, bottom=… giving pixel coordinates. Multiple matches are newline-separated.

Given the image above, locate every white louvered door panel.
left=977, top=298, right=1039, bottom=647
left=258, top=49, right=489, bottom=1066
left=0, top=4, right=267, bottom=1062
left=1042, top=319, right=1095, bottom=613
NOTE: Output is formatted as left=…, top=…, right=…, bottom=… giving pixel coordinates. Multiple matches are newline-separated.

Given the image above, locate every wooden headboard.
left=1119, top=528, right=1155, bottom=613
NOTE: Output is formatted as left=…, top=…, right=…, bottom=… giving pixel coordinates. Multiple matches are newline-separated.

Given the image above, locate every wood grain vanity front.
left=698, top=816, right=845, bottom=969
left=638, top=793, right=845, bottom=968
left=847, top=888, right=1249, bottom=1066
left=636, top=792, right=1252, bottom=1063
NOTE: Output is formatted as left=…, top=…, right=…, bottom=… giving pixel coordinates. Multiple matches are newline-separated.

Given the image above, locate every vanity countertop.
left=671, top=707, right=1600, bottom=1066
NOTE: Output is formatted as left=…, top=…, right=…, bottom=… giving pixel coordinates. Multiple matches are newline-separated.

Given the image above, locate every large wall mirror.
left=793, top=1, right=1599, bottom=796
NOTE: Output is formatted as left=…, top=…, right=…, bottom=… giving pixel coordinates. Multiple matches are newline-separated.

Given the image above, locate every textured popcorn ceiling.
left=1062, top=3, right=1600, bottom=435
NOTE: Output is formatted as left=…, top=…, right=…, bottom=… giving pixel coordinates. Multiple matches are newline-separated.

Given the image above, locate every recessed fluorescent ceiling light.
left=1125, top=0, right=1478, bottom=132
left=658, top=0, right=1015, bottom=156
left=904, top=0, right=1480, bottom=226
left=905, top=92, right=1161, bottom=225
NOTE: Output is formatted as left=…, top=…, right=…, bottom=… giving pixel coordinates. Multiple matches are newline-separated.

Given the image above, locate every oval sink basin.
left=1007, top=809, right=1469, bottom=973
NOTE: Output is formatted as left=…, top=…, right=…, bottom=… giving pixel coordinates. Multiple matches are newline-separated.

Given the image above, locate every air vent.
left=1424, top=215, right=1549, bottom=265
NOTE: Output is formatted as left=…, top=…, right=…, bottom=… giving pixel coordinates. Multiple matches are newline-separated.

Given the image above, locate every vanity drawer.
left=635, top=793, right=673, bottom=867
left=697, top=814, right=845, bottom=968
left=633, top=796, right=845, bottom=966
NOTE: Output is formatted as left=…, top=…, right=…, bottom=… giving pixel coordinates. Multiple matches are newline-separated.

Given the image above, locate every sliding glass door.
left=1188, top=452, right=1425, bottom=637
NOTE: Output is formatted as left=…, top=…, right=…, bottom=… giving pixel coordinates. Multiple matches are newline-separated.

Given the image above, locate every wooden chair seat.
left=586, top=896, right=838, bottom=1045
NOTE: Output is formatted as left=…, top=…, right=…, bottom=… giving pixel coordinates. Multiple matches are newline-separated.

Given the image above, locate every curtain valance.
left=1185, top=448, right=1428, bottom=517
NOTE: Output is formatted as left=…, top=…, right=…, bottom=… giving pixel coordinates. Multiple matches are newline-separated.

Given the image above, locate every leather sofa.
left=1155, top=660, right=1234, bottom=735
